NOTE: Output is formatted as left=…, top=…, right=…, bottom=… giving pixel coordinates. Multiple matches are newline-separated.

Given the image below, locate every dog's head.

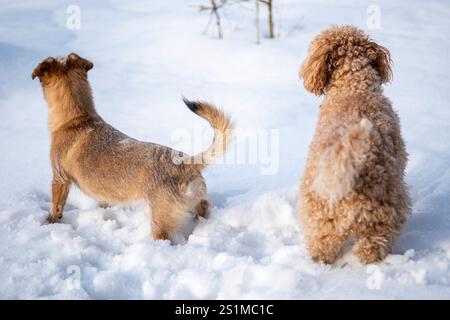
left=32, top=53, right=93, bottom=84
left=300, top=25, right=392, bottom=96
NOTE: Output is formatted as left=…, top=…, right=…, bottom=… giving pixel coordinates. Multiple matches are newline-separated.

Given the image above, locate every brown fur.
left=32, top=53, right=233, bottom=242
left=298, top=26, right=411, bottom=264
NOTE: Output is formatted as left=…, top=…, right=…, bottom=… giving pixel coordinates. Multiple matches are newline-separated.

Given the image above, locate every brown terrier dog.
left=32, top=53, right=233, bottom=242
left=298, top=26, right=411, bottom=264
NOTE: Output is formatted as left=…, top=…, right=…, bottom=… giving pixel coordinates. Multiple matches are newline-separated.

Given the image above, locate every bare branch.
left=195, top=0, right=274, bottom=40
left=255, top=0, right=260, bottom=44
left=211, top=0, right=223, bottom=39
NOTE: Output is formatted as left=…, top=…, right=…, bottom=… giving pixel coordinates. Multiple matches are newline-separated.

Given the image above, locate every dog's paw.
left=308, top=243, right=342, bottom=265
left=311, top=254, right=337, bottom=265
left=47, top=214, right=62, bottom=224
left=98, top=201, right=111, bottom=209
left=353, top=237, right=390, bottom=264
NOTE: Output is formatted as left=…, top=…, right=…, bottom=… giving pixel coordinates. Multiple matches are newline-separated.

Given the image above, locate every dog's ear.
left=367, top=42, right=392, bottom=84
left=68, top=53, right=94, bottom=72
left=32, top=57, right=56, bottom=80
left=300, top=41, right=333, bottom=96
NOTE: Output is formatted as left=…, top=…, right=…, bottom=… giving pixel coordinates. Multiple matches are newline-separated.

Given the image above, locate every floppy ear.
left=368, top=42, right=392, bottom=83
left=32, top=57, right=56, bottom=80
left=300, top=41, right=332, bottom=96
left=68, top=52, right=94, bottom=72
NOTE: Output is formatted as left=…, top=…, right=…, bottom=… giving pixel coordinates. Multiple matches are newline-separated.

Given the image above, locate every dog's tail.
left=182, top=98, right=233, bottom=170
left=312, top=118, right=373, bottom=203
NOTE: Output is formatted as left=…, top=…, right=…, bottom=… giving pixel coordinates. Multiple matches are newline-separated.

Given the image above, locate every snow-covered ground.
left=0, top=0, right=449, bottom=299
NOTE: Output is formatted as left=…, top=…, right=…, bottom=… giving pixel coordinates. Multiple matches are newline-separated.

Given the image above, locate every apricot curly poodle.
left=298, top=25, right=411, bottom=264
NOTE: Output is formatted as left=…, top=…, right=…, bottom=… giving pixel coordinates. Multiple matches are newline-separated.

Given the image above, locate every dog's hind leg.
left=304, top=215, right=347, bottom=264
left=185, top=177, right=210, bottom=219
left=48, top=180, right=71, bottom=223
left=306, top=231, right=346, bottom=264
left=148, top=196, right=188, bottom=243
left=353, top=235, right=392, bottom=264
left=194, top=199, right=210, bottom=219
left=353, top=206, right=400, bottom=264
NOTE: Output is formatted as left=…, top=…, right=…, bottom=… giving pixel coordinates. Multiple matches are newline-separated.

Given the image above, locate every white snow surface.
left=0, top=0, right=450, bottom=299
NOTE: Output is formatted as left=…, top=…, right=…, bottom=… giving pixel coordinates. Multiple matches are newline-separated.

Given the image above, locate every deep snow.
left=0, top=0, right=449, bottom=299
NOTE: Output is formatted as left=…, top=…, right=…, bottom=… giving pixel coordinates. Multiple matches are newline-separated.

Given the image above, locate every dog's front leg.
left=48, top=180, right=70, bottom=223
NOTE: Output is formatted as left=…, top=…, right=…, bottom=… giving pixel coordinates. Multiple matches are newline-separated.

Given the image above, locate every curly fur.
left=298, top=26, right=411, bottom=264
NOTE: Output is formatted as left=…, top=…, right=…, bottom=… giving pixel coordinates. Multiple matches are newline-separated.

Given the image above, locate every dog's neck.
left=44, top=75, right=100, bottom=133
left=327, top=66, right=382, bottom=95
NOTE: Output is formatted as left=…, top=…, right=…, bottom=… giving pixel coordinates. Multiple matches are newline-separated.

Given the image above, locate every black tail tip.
left=182, top=97, right=201, bottom=114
